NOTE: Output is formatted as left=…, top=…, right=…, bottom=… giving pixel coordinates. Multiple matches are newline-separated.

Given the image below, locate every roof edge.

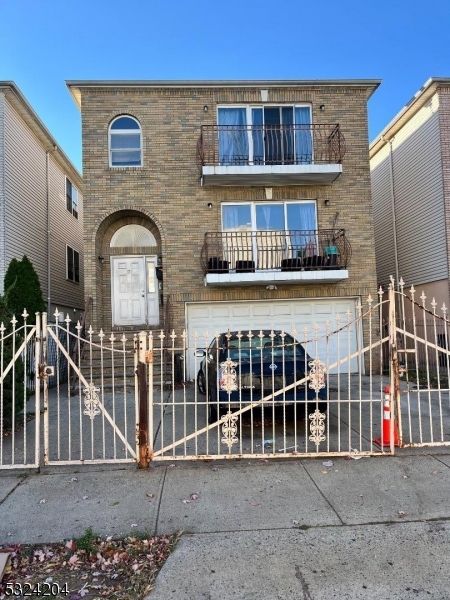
left=0, top=81, right=82, bottom=186
left=67, top=79, right=382, bottom=109
left=370, top=77, right=450, bottom=158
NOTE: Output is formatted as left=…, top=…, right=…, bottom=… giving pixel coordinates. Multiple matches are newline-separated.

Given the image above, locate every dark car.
left=195, top=330, right=327, bottom=423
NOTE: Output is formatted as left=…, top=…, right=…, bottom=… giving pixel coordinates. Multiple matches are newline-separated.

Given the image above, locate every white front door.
left=111, top=255, right=160, bottom=326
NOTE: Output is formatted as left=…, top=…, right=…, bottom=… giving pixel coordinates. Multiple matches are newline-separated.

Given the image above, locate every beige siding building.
left=370, top=77, right=450, bottom=313
left=68, top=79, right=380, bottom=376
left=0, top=82, right=84, bottom=320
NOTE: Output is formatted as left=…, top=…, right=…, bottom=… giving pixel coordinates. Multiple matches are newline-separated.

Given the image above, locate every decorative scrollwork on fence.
left=219, top=358, right=238, bottom=392
left=308, top=358, right=326, bottom=392
left=309, top=409, right=326, bottom=445
left=83, top=384, right=101, bottom=420
left=221, top=411, right=239, bottom=448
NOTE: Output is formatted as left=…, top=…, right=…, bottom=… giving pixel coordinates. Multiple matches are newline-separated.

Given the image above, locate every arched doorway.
left=110, top=224, right=160, bottom=326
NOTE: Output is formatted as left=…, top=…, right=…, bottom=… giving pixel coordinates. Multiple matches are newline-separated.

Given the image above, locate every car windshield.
left=224, top=334, right=306, bottom=361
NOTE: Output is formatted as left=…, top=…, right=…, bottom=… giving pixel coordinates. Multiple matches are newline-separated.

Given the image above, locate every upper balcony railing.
left=197, top=124, right=346, bottom=168
left=201, top=229, right=352, bottom=275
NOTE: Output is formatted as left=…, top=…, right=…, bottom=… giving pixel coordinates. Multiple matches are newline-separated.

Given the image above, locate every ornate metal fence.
left=2, top=279, right=450, bottom=470
left=138, top=295, right=389, bottom=461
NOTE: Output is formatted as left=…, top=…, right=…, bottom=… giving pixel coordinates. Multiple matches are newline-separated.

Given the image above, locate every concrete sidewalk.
left=1, top=452, right=450, bottom=598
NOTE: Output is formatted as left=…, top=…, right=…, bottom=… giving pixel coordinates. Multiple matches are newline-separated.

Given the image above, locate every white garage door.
left=186, top=298, right=360, bottom=378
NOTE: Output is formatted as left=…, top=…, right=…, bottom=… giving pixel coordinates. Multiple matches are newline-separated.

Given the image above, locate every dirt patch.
left=0, top=529, right=181, bottom=599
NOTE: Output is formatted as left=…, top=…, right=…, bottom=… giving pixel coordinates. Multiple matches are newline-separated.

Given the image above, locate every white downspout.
left=46, top=146, right=57, bottom=316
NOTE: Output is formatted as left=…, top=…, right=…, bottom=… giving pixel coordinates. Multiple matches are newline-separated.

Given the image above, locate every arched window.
left=109, top=115, right=142, bottom=167
left=110, top=224, right=157, bottom=248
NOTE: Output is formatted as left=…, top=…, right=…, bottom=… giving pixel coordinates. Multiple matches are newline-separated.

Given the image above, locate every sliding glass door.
left=222, top=202, right=317, bottom=269
left=218, top=106, right=312, bottom=166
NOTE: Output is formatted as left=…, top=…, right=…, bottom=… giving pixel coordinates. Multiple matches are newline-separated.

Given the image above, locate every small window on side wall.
left=109, top=115, right=142, bottom=167
left=67, top=246, right=80, bottom=283
left=66, top=178, right=78, bottom=218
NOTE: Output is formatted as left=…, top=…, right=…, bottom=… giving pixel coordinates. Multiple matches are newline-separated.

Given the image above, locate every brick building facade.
left=68, top=79, right=379, bottom=376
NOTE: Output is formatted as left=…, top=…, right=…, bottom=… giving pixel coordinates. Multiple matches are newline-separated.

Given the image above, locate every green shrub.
left=4, top=255, right=46, bottom=325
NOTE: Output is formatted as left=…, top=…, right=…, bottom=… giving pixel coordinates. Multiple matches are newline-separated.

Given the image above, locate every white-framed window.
left=66, top=246, right=80, bottom=283
left=221, top=201, right=318, bottom=269
left=217, top=105, right=312, bottom=166
left=66, top=177, right=78, bottom=218
left=222, top=200, right=317, bottom=233
left=109, top=115, right=142, bottom=167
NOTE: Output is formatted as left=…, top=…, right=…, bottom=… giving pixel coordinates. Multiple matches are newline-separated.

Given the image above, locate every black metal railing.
left=201, top=229, right=351, bottom=274
left=197, top=124, right=346, bottom=167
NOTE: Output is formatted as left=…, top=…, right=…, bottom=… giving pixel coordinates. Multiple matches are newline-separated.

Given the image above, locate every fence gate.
left=141, top=293, right=392, bottom=462
left=391, top=279, right=450, bottom=448
left=2, top=279, right=450, bottom=470
left=0, top=311, right=38, bottom=470
left=42, top=312, right=138, bottom=465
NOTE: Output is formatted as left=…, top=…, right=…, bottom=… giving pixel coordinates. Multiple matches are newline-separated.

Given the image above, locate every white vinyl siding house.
left=370, top=81, right=448, bottom=295
left=370, top=143, right=396, bottom=286
left=0, top=82, right=84, bottom=319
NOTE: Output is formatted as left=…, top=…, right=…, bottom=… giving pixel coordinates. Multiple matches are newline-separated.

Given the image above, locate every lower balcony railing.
left=201, top=229, right=351, bottom=284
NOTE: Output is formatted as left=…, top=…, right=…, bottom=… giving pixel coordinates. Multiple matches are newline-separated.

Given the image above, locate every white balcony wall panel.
left=391, top=96, right=446, bottom=286
left=370, top=143, right=395, bottom=287
left=3, top=98, right=84, bottom=310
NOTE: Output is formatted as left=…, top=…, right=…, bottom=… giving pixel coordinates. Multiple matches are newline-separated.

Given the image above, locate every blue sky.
left=2, top=0, right=449, bottom=173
